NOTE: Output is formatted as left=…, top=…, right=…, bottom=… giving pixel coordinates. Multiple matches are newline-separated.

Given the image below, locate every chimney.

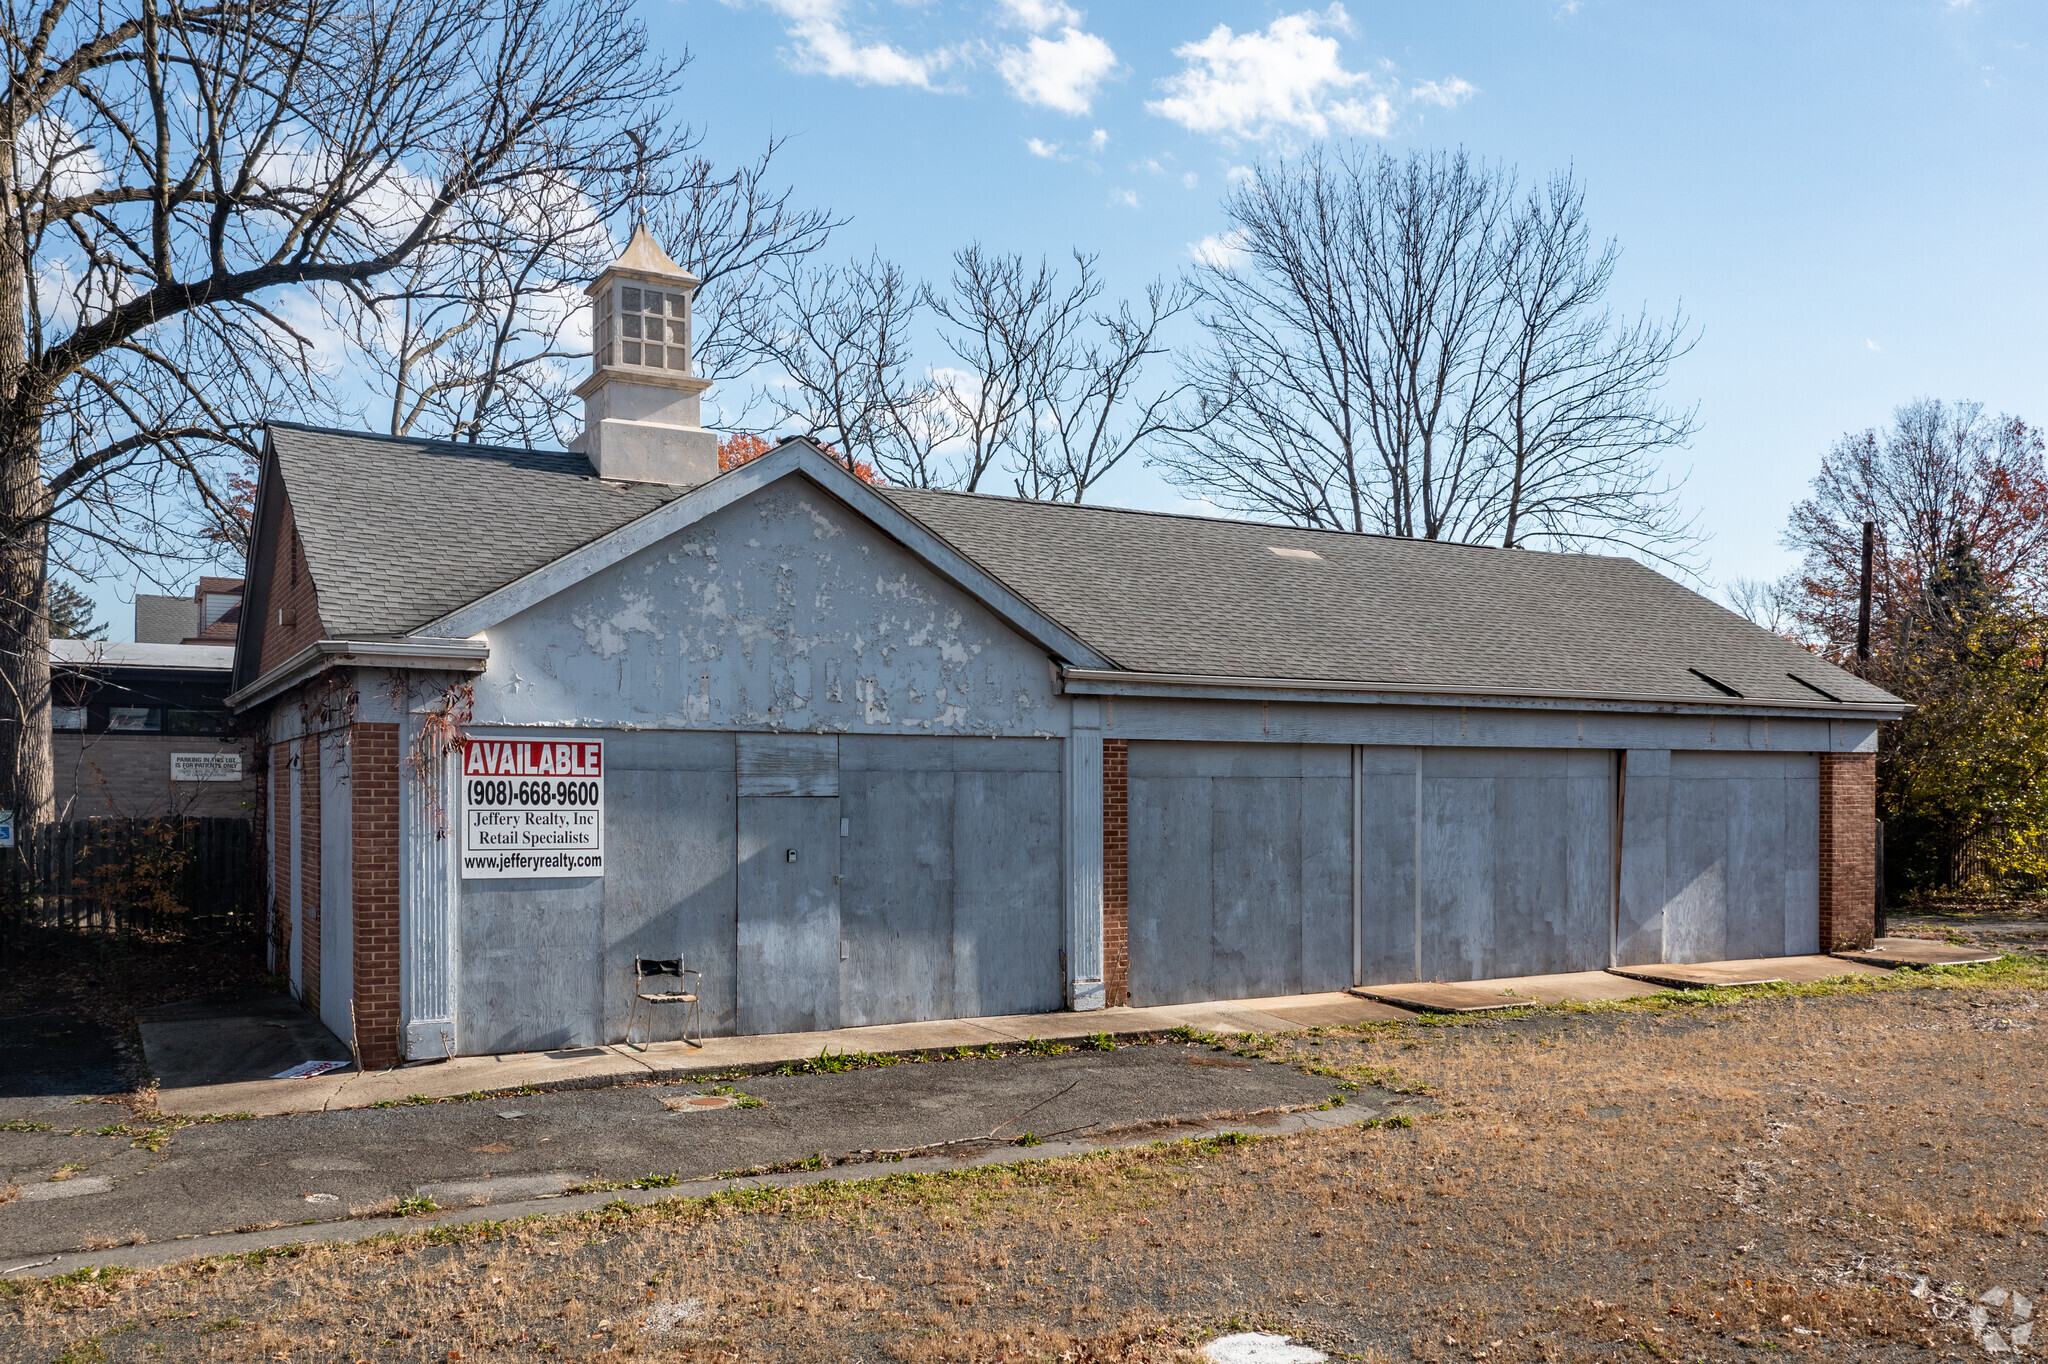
left=570, top=225, right=717, bottom=484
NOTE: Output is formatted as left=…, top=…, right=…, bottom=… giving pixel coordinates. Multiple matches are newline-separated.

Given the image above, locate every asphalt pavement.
left=1, top=1041, right=1361, bottom=1264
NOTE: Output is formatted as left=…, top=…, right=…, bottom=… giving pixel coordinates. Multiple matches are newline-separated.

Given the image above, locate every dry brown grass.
left=3, top=976, right=2045, bottom=1363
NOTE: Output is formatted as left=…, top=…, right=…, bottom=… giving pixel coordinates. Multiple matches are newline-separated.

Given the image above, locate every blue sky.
left=96, top=0, right=2048, bottom=634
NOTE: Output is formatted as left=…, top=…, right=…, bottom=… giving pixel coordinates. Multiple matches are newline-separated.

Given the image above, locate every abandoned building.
left=229, top=227, right=1907, bottom=1067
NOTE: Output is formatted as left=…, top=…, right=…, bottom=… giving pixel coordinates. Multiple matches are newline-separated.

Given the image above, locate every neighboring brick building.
left=53, top=581, right=254, bottom=821
left=51, top=641, right=256, bottom=820
left=229, top=228, right=1904, bottom=1068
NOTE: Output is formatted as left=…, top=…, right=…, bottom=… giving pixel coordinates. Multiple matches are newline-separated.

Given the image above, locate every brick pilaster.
left=300, top=736, right=322, bottom=1017
left=1818, top=752, right=1878, bottom=951
left=1102, top=738, right=1129, bottom=1007
left=270, top=743, right=291, bottom=973
left=352, top=723, right=403, bottom=1069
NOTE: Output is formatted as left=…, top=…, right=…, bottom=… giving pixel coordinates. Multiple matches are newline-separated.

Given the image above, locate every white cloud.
left=1111, top=188, right=1140, bottom=208
left=1226, top=164, right=1255, bottom=184
left=1088, top=127, right=1109, bottom=150
left=1188, top=228, right=1250, bottom=268
left=1866, top=339, right=1882, bottom=351
left=1182, top=171, right=1199, bottom=188
left=755, top=0, right=948, bottom=88
left=998, top=25, right=1118, bottom=114
left=1410, top=76, right=1475, bottom=108
left=1147, top=5, right=1399, bottom=141
left=1026, top=137, right=1063, bottom=158
left=997, top=0, right=1081, bottom=31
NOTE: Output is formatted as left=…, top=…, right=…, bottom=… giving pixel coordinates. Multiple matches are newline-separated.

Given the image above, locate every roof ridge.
left=267, top=420, right=589, bottom=466
left=884, top=484, right=1620, bottom=564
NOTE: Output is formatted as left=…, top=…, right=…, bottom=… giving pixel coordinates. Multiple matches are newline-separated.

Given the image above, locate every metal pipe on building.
left=1856, top=520, right=1875, bottom=665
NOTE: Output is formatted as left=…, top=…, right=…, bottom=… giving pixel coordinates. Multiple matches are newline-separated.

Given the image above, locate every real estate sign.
left=460, top=738, right=604, bottom=879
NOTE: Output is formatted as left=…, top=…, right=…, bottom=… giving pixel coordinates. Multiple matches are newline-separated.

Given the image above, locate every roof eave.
left=226, top=637, right=490, bottom=714
left=1059, top=667, right=1912, bottom=719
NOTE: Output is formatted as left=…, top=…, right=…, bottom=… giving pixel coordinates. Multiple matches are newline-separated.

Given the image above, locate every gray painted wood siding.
left=838, top=736, right=1063, bottom=1026
left=453, top=730, right=1060, bottom=1052
left=1416, top=747, right=1615, bottom=982
left=1663, top=751, right=1820, bottom=963
left=1126, top=742, right=1353, bottom=1007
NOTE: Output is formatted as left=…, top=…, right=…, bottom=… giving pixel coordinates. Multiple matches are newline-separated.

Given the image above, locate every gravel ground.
left=3, top=962, right=2045, bottom=1363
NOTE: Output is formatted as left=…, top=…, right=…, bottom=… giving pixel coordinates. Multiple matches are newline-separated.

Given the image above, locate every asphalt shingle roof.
left=266, top=424, right=1901, bottom=710
left=132, top=594, right=192, bottom=644
left=268, top=424, right=682, bottom=639
left=884, top=488, right=1899, bottom=709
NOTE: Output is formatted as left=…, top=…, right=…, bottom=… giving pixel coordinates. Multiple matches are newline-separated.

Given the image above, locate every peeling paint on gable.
left=469, top=482, right=1067, bottom=737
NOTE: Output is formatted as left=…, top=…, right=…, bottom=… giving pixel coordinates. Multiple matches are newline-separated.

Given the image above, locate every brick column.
left=1102, top=738, right=1129, bottom=1007
left=1818, top=752, right=1878, bottom=951
left=352, top=723, right=403, bottom=1069
left=300, top=736, right=322, bottom=1017
left=270, top=743, right=291, bottom=973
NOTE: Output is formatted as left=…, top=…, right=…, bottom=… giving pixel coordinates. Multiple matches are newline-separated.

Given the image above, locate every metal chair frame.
left=626, top=956, right=702, bottom=1051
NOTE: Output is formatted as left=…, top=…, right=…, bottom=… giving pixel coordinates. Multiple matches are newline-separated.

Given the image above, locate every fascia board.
left=1059, top=667, right=1912, bottom=719
left=411, top=443, right=1115, bottom=668
left=226, top=638, right=490, bottom=713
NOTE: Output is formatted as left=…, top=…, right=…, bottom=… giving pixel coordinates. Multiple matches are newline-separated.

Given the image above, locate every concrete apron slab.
left=1833, top=937, right=2005, bottom=968
left=1352, top=969, right=1664, bottom=1014
left=153, top=992, right=1396, bottom=1118
left=1353, top=982, right=1528, bottom=1014
left=1609, top=954, right=1893, bottom=991
left=0, top=1106, right=1363, bottom=1282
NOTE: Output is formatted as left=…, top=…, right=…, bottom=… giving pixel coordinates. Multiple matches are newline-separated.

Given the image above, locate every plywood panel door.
left=1126, top=742, right=1353, bottom=1007
left=1663, top=751, right=1819, bottom=964
left=737, top=796, right=842, bottom=1034
left=1417, top=747, right=1614, bottom=981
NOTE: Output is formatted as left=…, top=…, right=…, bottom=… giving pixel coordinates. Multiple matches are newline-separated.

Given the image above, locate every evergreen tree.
left=46, top=582, right=104, bottom=642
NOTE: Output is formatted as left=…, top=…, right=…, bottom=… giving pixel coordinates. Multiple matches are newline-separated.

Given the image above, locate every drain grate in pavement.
left=661, top=1093, right=737, bottom=1112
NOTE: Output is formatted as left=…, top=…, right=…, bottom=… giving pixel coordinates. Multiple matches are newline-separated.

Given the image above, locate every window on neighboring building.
left=166, top=709, right=222, bottom=735
left=202, top=593, right=240, bottom=629
left=108, top=707, right=160, bottom=732
left=52, top=706, right=86, bottom=731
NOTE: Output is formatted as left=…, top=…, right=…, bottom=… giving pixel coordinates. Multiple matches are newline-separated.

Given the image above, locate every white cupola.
left=570, top=225, right=717, bottom=484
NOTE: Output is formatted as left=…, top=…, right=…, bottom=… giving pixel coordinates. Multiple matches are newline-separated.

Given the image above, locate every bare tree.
left=348, top=138, right=837, bottom=449
left=1723, top=575, right=1801, bottom=639
left=1158, top=147, right=1699, bottom=563
left=739, top=250, right=931, bottom=479
left=921, top=246, right=1091, bottom=492
left=0, top=0, right=691, bottom=821
left=1475, top=174, right=1698, bottom=555
left=1012, top=277, right=1204, bottom=503
left=647, top=142, right=842, bottom=391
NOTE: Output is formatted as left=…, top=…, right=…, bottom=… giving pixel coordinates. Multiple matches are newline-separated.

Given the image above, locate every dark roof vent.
left=1788, top=673, right=1843, bottom=703
left=1687, top=667, right=1744, bottom=698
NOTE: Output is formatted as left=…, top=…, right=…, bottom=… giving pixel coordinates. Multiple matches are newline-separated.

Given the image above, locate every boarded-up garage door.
left=1663, top=751, right=1819, bottom=963
left=1127, top=742, right=1352, bottom=1007
left=1413, top=747, right=1615, bottom=982
left=836, top=736, right=1063, bottom=1027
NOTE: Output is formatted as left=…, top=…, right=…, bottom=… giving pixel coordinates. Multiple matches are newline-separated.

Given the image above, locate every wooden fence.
left=1, top=816, right=259, bottom=937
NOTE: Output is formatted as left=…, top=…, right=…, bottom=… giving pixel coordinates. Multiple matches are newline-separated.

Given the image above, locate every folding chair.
left=626, top=957, right=702, bottom=1051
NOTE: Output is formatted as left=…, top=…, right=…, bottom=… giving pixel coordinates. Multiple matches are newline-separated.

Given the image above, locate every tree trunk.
left=0, top=126, right=54, bottom=825
left=0, top=437, right=53, bottom=826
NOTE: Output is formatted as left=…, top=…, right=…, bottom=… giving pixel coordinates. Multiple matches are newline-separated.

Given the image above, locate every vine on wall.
left=398, top=679, right=474, bottom=839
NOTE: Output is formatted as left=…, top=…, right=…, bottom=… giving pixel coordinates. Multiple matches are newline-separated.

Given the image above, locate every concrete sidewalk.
left=152, top=990, right=1415, bottom=1118
left=149, top=950, right=1915, bottom=1119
